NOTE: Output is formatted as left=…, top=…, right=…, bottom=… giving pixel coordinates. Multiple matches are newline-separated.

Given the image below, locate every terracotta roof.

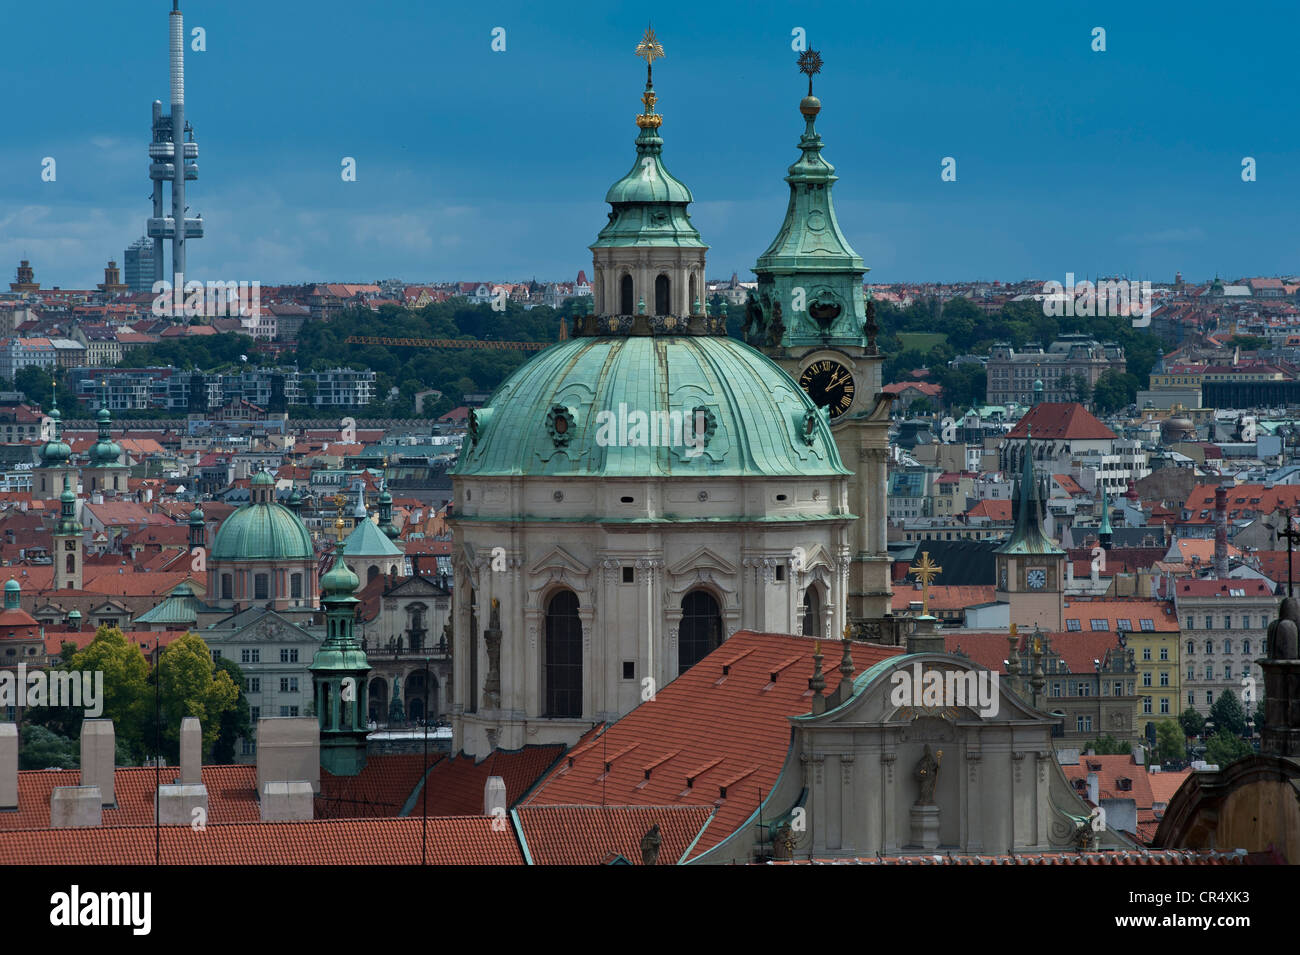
left=1052, top=474, right=1085, bottom=496
left=423, top=745, right=566, bottom=816
left=1006, top=403, right=1116, bottom=441
left=892, top=585, right=995, bottom=612
left=1146, top=769, right=1192, bottom=806
left=1061, top=754, right=1156, bottom=813
left=523, top=631, right=902, bottom=861
left=318, top=753, right=443, bottom=818
left=1061, top=598, right=1179, bottom=632
left=515, top=805, right=715, bottom=865
left=1173, top=578, right=1273, bottom=598
left=946, top=630, right=1124, bottom=674
left=0, top=816, right=523, bottom=865
left=1182, top=484, right=1300, bottom=523
left=0, top=764, right=259, bottom=830
left=965, top=499, right=1012, bottom=521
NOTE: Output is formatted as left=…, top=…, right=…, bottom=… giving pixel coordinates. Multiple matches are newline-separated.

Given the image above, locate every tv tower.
left=146, top=1, right=203, bottom=287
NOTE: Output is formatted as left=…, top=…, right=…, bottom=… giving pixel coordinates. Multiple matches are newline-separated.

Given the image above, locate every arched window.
left=1205, top=639, right=1213, bottom=654
left=1243, top=639, right=1252, bottom=654
left=545, top=590, right=583, bottom=717
left=620, top=274, right=634, bottom=315
left=1186, top=640, right=1194, bottom=655
left=654, top=274, right=670, bottom=316
left=368, top=565, right=379, bottom=582
left=65, top=554, right=75, bottom=574
left=254, top=574, right=269, bottom=601
left=290, top=573, right=302, bottom=599
left=1223, top=638, right=1233, bottom=653
left=679, top=590, right=722, bottom=674
left=689, top=274, right=699, bottom=312
left=221, top=574, right=233, bottom=600
left=801, top=586, right=822, bottom=638
left=368, top=677, right=388, bottom=723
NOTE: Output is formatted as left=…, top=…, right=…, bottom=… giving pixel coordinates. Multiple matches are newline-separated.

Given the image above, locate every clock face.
left=798, top=360, right=856, bottom=419
left=1027, top=568, right=1046, bottom=590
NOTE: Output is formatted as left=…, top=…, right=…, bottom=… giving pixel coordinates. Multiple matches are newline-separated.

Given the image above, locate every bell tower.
left=751, top=51, right=892, bottom=621
left=994, top=430, right=1064, bottom=632
left=53, top=474, right=83, bottom=592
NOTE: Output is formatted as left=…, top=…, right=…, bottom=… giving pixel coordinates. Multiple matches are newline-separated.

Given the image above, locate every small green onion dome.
left=320, top=558, right=359, bottom=597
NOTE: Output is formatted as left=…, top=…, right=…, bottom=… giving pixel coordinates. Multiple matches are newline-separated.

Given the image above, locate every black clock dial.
left=798, top=360, right=855, bottom=419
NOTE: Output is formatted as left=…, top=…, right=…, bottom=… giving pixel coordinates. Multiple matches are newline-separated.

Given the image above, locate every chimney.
left=50, top=787, right=102, bottom=828
left=484, top=775, right=506, bottom=818
left=1086, top=772, right=1099, bottom=806
left=256, top=716, right=320, bottom=796
left=1214, top=484, right=1229, bottom=579
left=80, top=719, right=116, bottom=806
left=0, top=723, right=16, bottom=809
left=180, top=716, right=201, bottom=785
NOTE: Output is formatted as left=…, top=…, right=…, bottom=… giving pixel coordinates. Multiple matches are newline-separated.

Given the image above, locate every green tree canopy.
left=1209, top=689, right=1247, bottom=737
left=1204, top=728, right=1252, bottom=767
left=211, top=656, right=251, bottom=765
left=1154, top=719, right=1185, bottom=764
left=1178, top=707, right=1206, bottom=738
left=1085, top=734, right=1131, bottom=755
left=148, top=633, right=240, bottom=762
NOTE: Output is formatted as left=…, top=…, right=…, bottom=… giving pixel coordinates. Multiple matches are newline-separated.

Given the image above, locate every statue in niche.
left=914, top=744, right=942, bottom=806
left=640, top=823, right=662, bottom=866
left=766, top=299, right=785, bottom=348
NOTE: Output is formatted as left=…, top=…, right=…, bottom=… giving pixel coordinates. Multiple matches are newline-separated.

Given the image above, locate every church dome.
left=455, top=334, right=848, bottom=479
left=210, top=498, right=314, bottom=562
left=320, top=557, right=359, bottom=596
left=40, top=402, right=71, bottom=464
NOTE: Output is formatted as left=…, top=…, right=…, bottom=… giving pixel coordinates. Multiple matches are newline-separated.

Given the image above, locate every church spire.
left=1098, top=484, right=1113, bottom=550
left=310, top=557, right=372, bottom=776
left=997, top=427, right=1062, bottom=556
left=750, top=51, right=867, bottom=350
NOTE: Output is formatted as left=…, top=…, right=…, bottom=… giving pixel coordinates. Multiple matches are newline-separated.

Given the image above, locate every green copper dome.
left=40, top=397, right=71, bottom=465
left=210, top=498, right=314, bottom=562
left=320, top=557, right=360, bottom=596
left=592, top=118, right=705, bottom=251
left=454, top=334, right=849, bottom=479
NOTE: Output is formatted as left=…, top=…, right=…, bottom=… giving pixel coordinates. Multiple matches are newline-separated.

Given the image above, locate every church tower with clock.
left=994, top=431, right=1065, bottom=632
left=746, top=52, right=894, bottom=621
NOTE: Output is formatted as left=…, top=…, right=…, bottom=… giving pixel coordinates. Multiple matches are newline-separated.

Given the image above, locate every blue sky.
left=1, top=0, right=1296, bottom=289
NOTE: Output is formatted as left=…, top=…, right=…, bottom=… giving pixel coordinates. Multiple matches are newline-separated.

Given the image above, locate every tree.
left=1178, top=707, right=1206, bottom=739
left=1069, top=373, right=1093, bottom=405
left=1205, top=728, right=1252, bottom=767
left=19, top=725, right=78, bottom=770
left=1092, top=369, right=1139, bottom=414
left=211, top=657, right=252, bottom=764
left=1085, top=734, right=1130, bottom=755
left=67, top=626, right=150, bottom=759
left=149, top=633, right=240, bottom=763
left=1209, top=689, right=1247, bottom=737
left=1155, top=719, right=1185, bottom=764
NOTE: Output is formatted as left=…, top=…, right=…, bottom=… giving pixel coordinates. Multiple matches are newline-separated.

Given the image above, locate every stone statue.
left=1267, top=596, right=1300, bottom=660
left=864, top=298, right=878, bottom=348
left=640, top=823, right=662, bottom=866
left=767, top=300, right=785, bottom=348
left=914, top=744, right=942, bottom=806
left=743, top=292, right=763, bottom=344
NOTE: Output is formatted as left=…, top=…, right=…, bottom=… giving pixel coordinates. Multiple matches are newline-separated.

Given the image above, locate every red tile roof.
left=1172, top=578, right=1273, bottom=598
left=947, top=630, right=1124, bottom=674
left=515, top=805, right=715, bottom=865
left=523, top=631, right=902, bottom=861
left=893, top=585, right=996, bottom=612
left=1061, top=598, right=1179, bottom=632
left=965, top=499, right=1012, bottom=521
left=0, top=816, right=523, bottom=865
left=1061, top=753, right=1156, bottom=813
left=1147, top=769, right=1191, bottom=806
left=318, top=753, right=443, bottom=818
left=1006, top=403, right=1116, bottom=441
left=1, top=764, right=260, bottom=830
left=423, top=745, right=566, bottom=816
left=1182, top=484, right=1300, bottom=523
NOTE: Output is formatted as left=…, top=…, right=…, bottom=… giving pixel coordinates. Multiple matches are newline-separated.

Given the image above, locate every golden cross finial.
left=908, top=550, right=943, bottom=617
left=635, top=26, right=665, bottom=66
